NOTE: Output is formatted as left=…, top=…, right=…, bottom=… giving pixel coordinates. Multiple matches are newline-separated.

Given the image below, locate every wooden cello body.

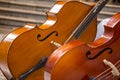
left=0, top=1, right=97, bottom=80
left=44, top=13, right=120, bottom=80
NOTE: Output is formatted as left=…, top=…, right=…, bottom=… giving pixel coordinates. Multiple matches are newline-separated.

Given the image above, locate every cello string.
left=64, top=0, right=109, bottom=44
left=102, top=66, right=120, bottom=79
left=94, top=66, right=120, bottom=79
left=95, top=60, right=120, bottom=79
left=94, top=59, right=120, bottom=79
left=98, top=66, right=120, bottom=79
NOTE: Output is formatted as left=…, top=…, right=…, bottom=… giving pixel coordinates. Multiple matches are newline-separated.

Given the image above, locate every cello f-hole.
left=37, top=31, right=59, bottom=42
left=86, top=47, right=113, bottom=60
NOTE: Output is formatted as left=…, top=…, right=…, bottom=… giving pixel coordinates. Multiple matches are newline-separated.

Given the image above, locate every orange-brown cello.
left=44, top=12, right=120, bottom=80
left=0, top=1, right=97, bottom=80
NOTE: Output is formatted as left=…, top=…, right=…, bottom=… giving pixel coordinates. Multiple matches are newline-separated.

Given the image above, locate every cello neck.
left=65, top=0, right=109, bottom=44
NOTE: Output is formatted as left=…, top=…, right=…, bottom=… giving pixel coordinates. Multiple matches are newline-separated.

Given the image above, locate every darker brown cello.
left=44, top=12, right=120, bottom=80
left=0, top=1, right=97, bottom=80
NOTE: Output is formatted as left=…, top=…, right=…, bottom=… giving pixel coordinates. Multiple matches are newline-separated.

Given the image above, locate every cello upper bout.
left=39, top=1, right=66, bottom=29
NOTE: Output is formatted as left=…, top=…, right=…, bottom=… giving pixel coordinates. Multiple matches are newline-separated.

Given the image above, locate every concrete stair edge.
left=0, top=15, right=45, bottom=23
left=100, top=11, right=116, bottom=16
left=106, top=4, right=120, bottom=8
left=0, top=7, right=46, bottom=16
left=0, top=0, right=55, bottom=8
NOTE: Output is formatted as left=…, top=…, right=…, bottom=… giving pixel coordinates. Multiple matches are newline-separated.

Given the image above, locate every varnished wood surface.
left=0, top=1, right=97, bottom=80
left=44, top=13, right=120, bottom=80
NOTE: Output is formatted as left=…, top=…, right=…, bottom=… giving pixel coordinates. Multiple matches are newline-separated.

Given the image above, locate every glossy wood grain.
left=0, top=1, right=97, bottom=80
left=45, top=13, right=120, bottom=80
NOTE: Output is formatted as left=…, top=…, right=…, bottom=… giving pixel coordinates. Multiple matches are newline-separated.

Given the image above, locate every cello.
left=44, top=12, right=120, bottom=80
left=0, top=1, right=97, bottom=80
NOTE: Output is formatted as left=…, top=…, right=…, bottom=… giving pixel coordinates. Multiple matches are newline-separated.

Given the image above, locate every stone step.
left=0, top=25, right=17, bottom=37
left=0, top=0, right=55, bottom=12
left=0, top=0, right=119, bottom=27
left=0, top=0, right=55, bottom=8
left=0, top=7, right=46, bottom=21
left=98, top=11, right=116, bottom=20
left=0, top=25, right=16, bottom=31
left=0, top=25, right=16, bottom=42
left=0, top=0, right=55, bottom=27
left=0, top=70, right=7, bottom=80
left=102, top=4, right=120, bottom=13
left=0, top=15, right=44, bottom=27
